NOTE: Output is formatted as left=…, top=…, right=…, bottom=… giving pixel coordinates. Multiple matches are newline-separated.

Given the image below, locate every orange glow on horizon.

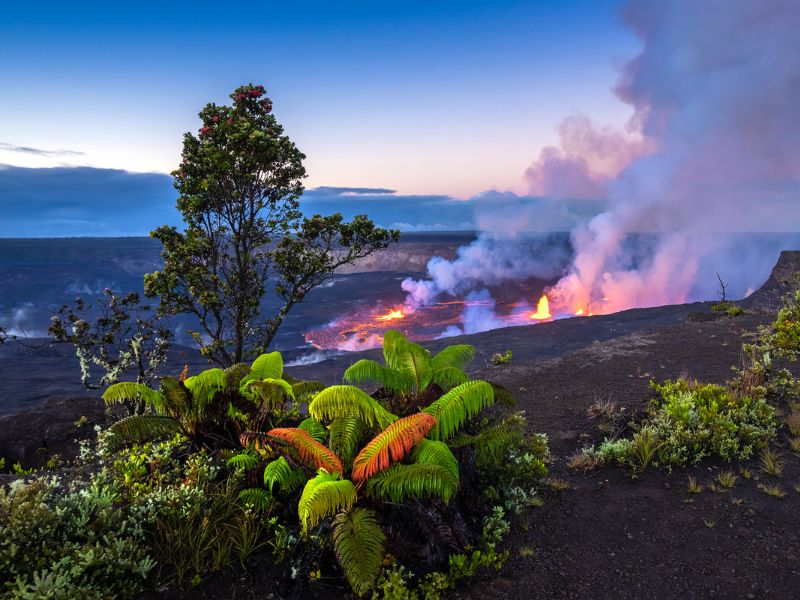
left=529, top=294, right=552, bottom=320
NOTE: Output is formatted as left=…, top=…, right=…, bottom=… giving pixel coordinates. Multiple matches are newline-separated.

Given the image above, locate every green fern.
left=343, top=359, right=411, bottom=395
left=238, top=488, right=274, bottom=512
left=430, top=366, right=470, bottom=390
left=102, top=382, right=163, bottom=410
left=241, top=378, right=294, bottom=408
left=329, top=414, right=368, bottom=467
left=291, top=380, right=326, bottom=399
left=159, top=376, right=190, bottom=417
left=226, top=452, right=260, bottom=471
left=333, top=508, right=386, bottom=596
left=365, top=463, right=458, bottom=503
left=249, top=351, right=284, bottom=380
left=183, top=367, right=228, bottom=408
left=106, top=415, right=182, bottom=450
left=299, top=417, right=328, bottom=443
left=448, top=413, right=525, bottom=466
left=263, top=456, right=307, bottom=495
left=298, top=470, right=357, bottom=534
left=309, top=385, right=397, bottom=430
left=423, top=380, right=495, bottom=441
left=411, top=439, right=460, bottom=486
left=431, top=344, right=475, bottom=372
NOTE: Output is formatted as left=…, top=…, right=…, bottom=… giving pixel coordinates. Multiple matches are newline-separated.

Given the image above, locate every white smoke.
left=550, top=0, right=800, bottom=313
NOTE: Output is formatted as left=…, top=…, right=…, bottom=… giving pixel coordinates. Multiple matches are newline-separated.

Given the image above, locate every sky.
left=0, top=0, right=639, bottom=236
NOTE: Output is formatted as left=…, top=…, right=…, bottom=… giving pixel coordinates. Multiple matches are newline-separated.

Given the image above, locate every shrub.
left=0, top=477, right=154, bottom=599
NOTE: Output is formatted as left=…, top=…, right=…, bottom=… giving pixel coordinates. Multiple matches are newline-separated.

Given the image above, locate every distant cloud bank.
left=0, top=165, right=605, bottom=237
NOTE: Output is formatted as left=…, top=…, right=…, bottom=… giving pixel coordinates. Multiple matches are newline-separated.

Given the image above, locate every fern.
left=423, top=380, right=495, bottom=441
left=352, top=413, right=436, bottom=482
left=365, top=463, right=458, bottom=503
left=224, top=362, right=251, bottom=387
left=396, top=341, right=433, bottom=393
left=309, top=385, right=397, bottom=430
left=298, top=470, right=357, bottom=534
left=268, top=427, right=343, bottom=474
left=239, top=430, right=274, bottom=452
left=411, top=439, right=459, bottom=486
left=448, top=413, right=525, bottom=466
left=333, top=508, right=386, bottom=596
left=159, top=377, right=190, bottom=417
left=183, top=367, right=228, bottom=408
left=102, top=382, right=163, bottom=410
left=263, top=456, right=307, bottom=495
left=249, top=351, right=284, bottom=380
left=291, top=380, right=326, bottom=399
left=431, top=344, right=475, bottom=371
left=106, top=415, right=182, bottom=450
left=299, top=417, right=328, bottom=443
left=241, top=378, right=294, bottom=407
left=329, top=414, right=367, bottom=467
left=430, top=366, right=469, bottom=390
left=343, top=359, right=411, bottom=395
left=238, top=488, right=274, bottom=512
left=226, top=452, right=260, bottom=471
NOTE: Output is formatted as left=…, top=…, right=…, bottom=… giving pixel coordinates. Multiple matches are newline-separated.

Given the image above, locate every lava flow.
left=304, top=293, right=571, bottom=351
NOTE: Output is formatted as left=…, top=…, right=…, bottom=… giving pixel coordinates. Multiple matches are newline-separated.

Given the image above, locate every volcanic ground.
left=1, top=253, right=799, bottom=599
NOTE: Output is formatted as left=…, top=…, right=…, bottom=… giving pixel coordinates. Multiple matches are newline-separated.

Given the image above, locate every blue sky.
left=0, top=0, right=637, bottom=236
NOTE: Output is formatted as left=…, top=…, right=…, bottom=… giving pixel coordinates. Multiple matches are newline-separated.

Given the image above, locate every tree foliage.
left=144, top=84, right=398, bottom=366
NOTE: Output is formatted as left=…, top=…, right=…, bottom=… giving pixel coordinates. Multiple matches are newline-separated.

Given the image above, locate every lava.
left=529, top=294, right=551, bottom=320
left=376, top=309, right=404, bottom=321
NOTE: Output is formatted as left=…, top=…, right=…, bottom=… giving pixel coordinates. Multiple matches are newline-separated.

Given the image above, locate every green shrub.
left=0, top=477, right=154, bottom=599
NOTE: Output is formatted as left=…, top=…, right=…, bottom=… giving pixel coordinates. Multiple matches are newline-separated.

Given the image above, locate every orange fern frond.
left=268, top=427, right=343, bottom=474
left=179, top=364, right=189, bottom=381
left=239, top=430, right=274, bottom=453
left=351, top=413, right=436, bottom=482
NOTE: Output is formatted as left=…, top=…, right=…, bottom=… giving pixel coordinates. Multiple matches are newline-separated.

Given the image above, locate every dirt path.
left=460, top=314, right=800, bottom=600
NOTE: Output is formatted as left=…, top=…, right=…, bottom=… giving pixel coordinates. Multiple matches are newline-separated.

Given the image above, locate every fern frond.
left=263, top=456, right=307, bottom=495
left=309, top=385, right=397, bottom=430
left=238, top=488, right=274, bottom=512
left=423, top=380, right=495, bottom=441
left=226, top=452, right=260, bottom=471
left=448, top=413, right=525, bottom=466
left=239, top=430, right=274, bottom=452
left=250, top=351, right=284, bottom=380
left=298, top=471, right=357, bottom=534
left=242, top=378, right=294, bottom=408
left=329, top=414, right=368, bottom=467
left=184, top=367, right=228, bottom=420
left=431, top=344, right=475, bottom=371
left=343, top=359, right=411, bottom=395
left=396, top=341, right=433, bottom=393
left=411, top=439, right=459, bottom=486
left=352, top=413, right=436, bottom=482
left=382, top=329, right=409, bottom=370
left=430, top=366, right=469, bottom=391
left=291, top=380, right=326, bottom=399
left=333, top=508, right=386, bottom=596
left=268, top=427, right=343, bottom=474
left=299, top=417, right=328, bottom=443
left=159, top=377, right=190, bottom=418
left=106, top=415, right=182, bottom=450
left=102, top=382, right=163, bottom=411
left=365, top=463, right=458, bottom=503
left=225, top=362, right=251, bottom=387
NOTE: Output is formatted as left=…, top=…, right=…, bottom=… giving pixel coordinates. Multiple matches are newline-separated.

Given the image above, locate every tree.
left=48, top=289, right=172, bottom=392
left=145, top=84, right=398, bottom=366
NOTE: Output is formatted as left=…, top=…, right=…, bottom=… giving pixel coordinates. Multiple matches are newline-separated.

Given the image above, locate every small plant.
left=786, top=411, right=800, bottom=436
left=628, top=427, right=662, bottom=472
left=757, top=483, right=786, bottom=498
left=567, top=451, right=598, bottom=471
left=716, top=470, right=738, bottom=488
left=739, top=465, right=752, bottom=479
left=543, top=478, right=572, bottom=492
left=789, top=438, right=800, bottom=454
left=586, top=398, right=617, bottom=420
left=703, top=518, right=716, bottom=528
left=730, top=497, right=745, bottom=506
left=686, top=476, right=703, bottom=494
left=759, top=448, right=784, bottom=477
left=491, top=349, right=513, bottom=365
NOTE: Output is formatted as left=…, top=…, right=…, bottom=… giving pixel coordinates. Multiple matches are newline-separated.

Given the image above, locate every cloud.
left=0, top=142, right=85, bottom=157
left=0, top=165, right=177, bottom=237
left=304, top=186, right=397, bottom=197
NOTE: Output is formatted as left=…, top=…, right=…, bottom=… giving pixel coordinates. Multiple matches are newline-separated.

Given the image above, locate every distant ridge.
left=741, top=250, right=800, bottom=312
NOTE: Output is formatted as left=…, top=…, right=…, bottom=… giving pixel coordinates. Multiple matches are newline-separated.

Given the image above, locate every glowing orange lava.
left=376, top=309, right=404, bottom=322
left=529, top=294, right=551, bottom=320
left=575, top=308, right=585, bottom=315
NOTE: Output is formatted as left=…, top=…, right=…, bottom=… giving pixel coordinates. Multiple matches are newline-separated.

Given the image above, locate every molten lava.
left=376, top=309, right=404, bottom=321
left=529, top=294, right=551, bottom=320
